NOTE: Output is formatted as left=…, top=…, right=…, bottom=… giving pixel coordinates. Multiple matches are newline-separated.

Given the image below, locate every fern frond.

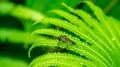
left=50, top=9, right=85, bottom=27
left=62, top=1, right=119, bottom=66
left=105, top=16, right=120, bottom=50
left=29, top=52, right=96, bottom=67
left=35, top=18, right=101, bottom=49
left=82, top=1, right=120, bottom=65
left=32, top=28, right=80, bottom=43
left=28, top=39, right=59, bottom=57
left=82, top=1, right=118, bottom=54
left=105, top=16, right=120, bottom=64
left=32, top=28, right=110, bottom=66
left=68, top=44, right=107, bottom=67
left=50, top=9, right=115, bottom=65
left=29, top=1, right=120, bottom=67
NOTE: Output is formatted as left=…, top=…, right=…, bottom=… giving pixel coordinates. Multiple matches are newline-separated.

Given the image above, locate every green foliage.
left=0, top=0, right=120, bottom=67
left=29, top=1, right=120, bottom=67
left=0, top=2, right=44, bottom=20
left=26, top=0, right=80, bottom=15
left=29, top=52, right=95, bottom=67
left=0, top=56, right=28, bottom=67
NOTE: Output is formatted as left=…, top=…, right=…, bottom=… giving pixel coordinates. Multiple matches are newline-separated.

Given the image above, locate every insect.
left=57, top=35, right=75, bottom=48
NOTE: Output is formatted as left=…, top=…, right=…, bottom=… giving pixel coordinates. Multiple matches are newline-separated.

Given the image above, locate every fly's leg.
left=57, top=40, right=63, bottom=48
left=57, top=40, right=69, bottom=49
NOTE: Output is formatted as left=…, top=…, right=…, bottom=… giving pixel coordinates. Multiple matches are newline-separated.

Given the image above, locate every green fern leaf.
left=29, top=52, right=96, bottom=67
left=29, top=1, right=120, bottom=67
left=31, top=29, right=110, bottom=66
left=28, top=39, right=59, bottom=57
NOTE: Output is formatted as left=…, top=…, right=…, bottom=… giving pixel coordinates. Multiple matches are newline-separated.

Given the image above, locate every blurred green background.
left=0, top=0, right=120, bottom=67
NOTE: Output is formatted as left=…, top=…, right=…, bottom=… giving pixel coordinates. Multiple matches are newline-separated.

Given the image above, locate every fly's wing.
left=67, top=39, right=75, bottom=45
left=60, top=35, right=76, bottom=45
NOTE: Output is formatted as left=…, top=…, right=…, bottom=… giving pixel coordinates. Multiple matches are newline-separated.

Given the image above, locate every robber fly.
left=57, top=35, right=75, bottom=48
left=49, top=35, right=75, bottom=52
